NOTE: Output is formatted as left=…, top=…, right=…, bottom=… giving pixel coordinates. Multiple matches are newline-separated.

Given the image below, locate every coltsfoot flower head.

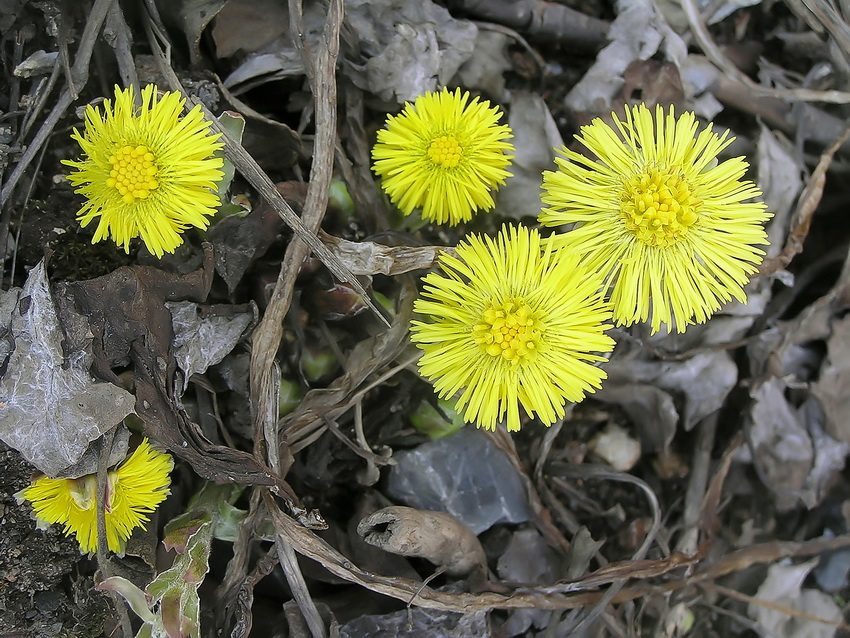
left=372, top=87, right=514, bottom=225
left=411, top=225, right=615, bottom=431
left=63, top=84, right=224, bottom=258
left=17, top=439, right=173, bottom=554
left=540, top=103, right=771, bottom=334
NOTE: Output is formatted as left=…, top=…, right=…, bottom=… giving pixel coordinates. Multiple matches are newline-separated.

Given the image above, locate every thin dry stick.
left=257, top=3, right=343, bottom=634
left=104, top=0, right=139, bottom=90
left=677, top=0, right=850, bottom=103
left=267, top=481, right=850, bottom=613
left=0, top=0, right=116, bottom=208
left=675, top=413, right=719, bottom=556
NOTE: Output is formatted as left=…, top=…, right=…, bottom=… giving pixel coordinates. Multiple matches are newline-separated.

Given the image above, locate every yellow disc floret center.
left=472, top=298, right=543, bottom=365
left=621, top=168, right=700, bottom=247
left=427, top=135, right=463, bottom=169
left=106, top=145, right=160, bottom=204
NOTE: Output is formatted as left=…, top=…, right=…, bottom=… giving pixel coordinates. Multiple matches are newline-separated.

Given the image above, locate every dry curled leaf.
left=357, top=506, right=486, bottom=577
left=321, top=232, right=455, bottom=277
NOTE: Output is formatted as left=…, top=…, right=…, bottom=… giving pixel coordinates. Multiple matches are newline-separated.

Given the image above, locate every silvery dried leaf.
left=0, top=261, right=134, bottom=476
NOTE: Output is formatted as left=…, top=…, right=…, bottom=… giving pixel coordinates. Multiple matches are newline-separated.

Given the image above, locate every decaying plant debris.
left=5, top=0, right=850, bottom=637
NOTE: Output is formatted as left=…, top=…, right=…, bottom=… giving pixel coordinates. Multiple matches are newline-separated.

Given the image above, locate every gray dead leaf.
left=497, top=527, right=561, bottom=584
left=211, top=0, right=289, bottom=58
left=157, top=0, right=229, bottom=67
left=13, top=49, right=58, bottom=78
left=681, top=55, right=723, bottom=118
left=757, top=125, right=804, bottom=260
left=345, top=0, right=477, bottom=103
left=805, top=407, right=850, bottom=508
left=454, top=30, right=512, bottom=98
left=494, top=92, right=564, bottom=220
left=566, top=0, right=687, bottom=112
left=564, top=527, right=605, bottom=580
left=748, top=558, right=842, bottom=638
left=167, top=301, right=256, bottom=392
left=594, top=382, right=678, bottom=451
left=811, top=313, right=850, bottom=443
left=339, top=599, right=488, bottom=638
left=223, top=50, right=305, bottom=91
left=0, top=261, right=135, bottom=477
left=600, top=350, right=737, bottom=444
left=749, top=379, right=812, bottom=508
left=657, top=351, right=738, bottom=429
left=219, top=2, right=323, bottom=92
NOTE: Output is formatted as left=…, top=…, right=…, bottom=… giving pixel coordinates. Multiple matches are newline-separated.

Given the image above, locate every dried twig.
left=265, top=480, right=850, bottom=613
left=675, top=413, right=720, bottom=556
left=251, top=0, right=346, bottom=466
left=0, top=0, right=115, bottom=209
left=452, top=0, right=609, bottom=50
left=678, top=0, right=850, bottom=103
left=104, top=1, right=139, bottom=90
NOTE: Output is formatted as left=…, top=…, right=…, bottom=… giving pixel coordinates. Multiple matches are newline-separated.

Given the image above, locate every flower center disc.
left=427, top=135, right=463, bottom=168
left=472, top=298, right=542, bottom=364
left=621, top=169, right=699, bottom=247
left=106, top=145, right=160, bottom=204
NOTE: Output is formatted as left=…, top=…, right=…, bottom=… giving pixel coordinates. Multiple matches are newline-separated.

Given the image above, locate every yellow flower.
left=17, top=439, right=173, bottom=554
left=63, top=84, right=224, bottom=258
left=540, top=104, right=771, bottom=333
left=411, top=225, right=614, bottom=432
left=372, top=88, right=514, bottom=225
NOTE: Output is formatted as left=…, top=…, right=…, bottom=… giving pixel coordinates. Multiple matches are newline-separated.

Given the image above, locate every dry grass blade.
left=276, top=536, right=326, bottom=638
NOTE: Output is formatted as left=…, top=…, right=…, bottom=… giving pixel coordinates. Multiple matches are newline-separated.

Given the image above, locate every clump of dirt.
left=0, top=440, right=110, bottom=637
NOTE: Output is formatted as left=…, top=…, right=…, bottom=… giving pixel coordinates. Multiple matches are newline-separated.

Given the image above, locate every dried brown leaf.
left=358, top=506, right=487, bottom=577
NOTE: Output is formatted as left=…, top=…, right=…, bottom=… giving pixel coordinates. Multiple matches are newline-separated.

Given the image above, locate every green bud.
left=300, top=347, right=338, bottom=383
left=410, top=398, right=464, bottom=439
left=279, top=377, right=303, bottom=417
